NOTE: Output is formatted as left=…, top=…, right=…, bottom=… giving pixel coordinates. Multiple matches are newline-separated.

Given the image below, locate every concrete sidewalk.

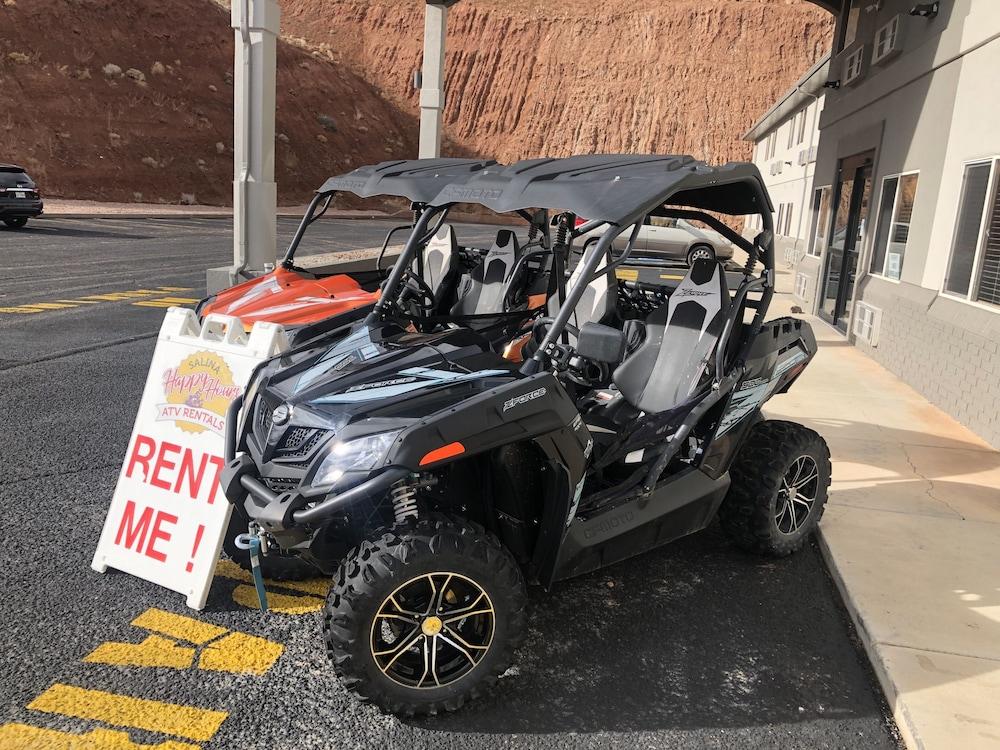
left=765, top=285, right=1000, bottom=750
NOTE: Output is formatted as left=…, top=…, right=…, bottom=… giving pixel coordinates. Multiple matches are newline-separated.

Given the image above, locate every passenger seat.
left=419, top=224, right=458, bottom=308
left=451, top=230, right=523, bottom=326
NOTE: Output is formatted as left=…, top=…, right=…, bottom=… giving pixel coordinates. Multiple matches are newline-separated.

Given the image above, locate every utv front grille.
left=276, top=428, right=329, bottom=459
left=261, top=477, right=301, bottom=494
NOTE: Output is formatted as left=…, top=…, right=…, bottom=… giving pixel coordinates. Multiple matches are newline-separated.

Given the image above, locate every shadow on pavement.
left=408, top=525, right=895, bottom=739
left=0, top=223, right=151, bottom=240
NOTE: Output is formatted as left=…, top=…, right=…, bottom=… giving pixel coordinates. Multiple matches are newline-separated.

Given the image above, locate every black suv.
left=0, top=164, right=43, bottom=228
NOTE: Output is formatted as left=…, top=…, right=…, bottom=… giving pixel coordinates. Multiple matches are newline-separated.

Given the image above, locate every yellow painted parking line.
left=132, top=608, right=226, bottom=645
left=85, top=608, right=283, bottom=674
left=157, top=286, right=195, bottom=292
left=659, top=273, right=685, bottom=280
left=232, top=585, right=325, bottom=614
left=84, top=635, right=196, bottom=670
left=132, top=297, right=199, bottom=309
left=25, top=302, right=78, bottom=309
left=81, top=293, right=143, bottom=302
left=198, top=632, right=283, bottom=676
left=28, top=684, right=227, bottom=742
left=58, top=298, right=101, bottom=304
left=0, top=306, right=43, bottom=314
left=0, top=723, right=199, bottom=750
left=215, top=559, right=331, bottom=596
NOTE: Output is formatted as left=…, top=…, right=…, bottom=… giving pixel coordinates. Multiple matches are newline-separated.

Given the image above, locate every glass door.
left=820, top=151, right=874, bottom=330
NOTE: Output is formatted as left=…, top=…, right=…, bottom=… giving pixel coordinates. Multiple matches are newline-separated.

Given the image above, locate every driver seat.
left=451, top=230, right=523, bottom=326
left=612, top=259, right=730, bottom=414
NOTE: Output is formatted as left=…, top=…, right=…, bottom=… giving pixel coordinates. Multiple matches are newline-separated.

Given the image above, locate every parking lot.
left=0, top=217, right=900, bottom=749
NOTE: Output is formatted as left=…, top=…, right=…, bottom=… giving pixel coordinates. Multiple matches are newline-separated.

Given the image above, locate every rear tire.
left=323, top=513, right=526, bottom=716
left=719, top=420, right=831, bottom=557
left=222, top=513, right=318, bottom=581
left=686, top=243, right=715, bottom=265
left=3, top=218, right=28, bottom=228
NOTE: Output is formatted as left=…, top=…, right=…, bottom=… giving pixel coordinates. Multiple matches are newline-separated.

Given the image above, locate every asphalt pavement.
left=0, top=217, right=901, bottom=749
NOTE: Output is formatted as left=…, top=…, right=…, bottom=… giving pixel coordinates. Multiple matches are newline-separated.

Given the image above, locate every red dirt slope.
left=0, top=0, right=417, bottom=204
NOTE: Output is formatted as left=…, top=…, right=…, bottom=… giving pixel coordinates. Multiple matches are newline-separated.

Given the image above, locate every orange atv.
left=197, top=158, right=500, bottom=342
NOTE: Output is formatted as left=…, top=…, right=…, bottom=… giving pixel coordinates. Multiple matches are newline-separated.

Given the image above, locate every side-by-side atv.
left=220, top=154, right=831, bottom=716
left=197, top=158, right=502, bottom=340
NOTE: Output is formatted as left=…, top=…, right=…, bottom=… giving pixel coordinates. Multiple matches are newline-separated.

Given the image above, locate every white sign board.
left=92, top=308, right=287, bottom=609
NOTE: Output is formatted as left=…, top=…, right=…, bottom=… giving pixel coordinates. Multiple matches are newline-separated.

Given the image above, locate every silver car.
left=578, top=215, right=734, bottom=265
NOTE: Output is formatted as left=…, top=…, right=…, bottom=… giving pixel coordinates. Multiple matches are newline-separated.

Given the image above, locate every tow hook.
left=234, top=524, right=269, bottom=612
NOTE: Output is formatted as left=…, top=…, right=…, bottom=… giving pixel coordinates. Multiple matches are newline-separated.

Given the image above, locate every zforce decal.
left=157, top=351, right=241, bottom=435
left=716, top=350, right=808, bottom=436
left=503, top=387, right=547, bottom=413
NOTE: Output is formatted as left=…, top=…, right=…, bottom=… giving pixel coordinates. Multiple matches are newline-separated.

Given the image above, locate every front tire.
left=3, top=217, right=28, bottom=229
left=324, top=513, right=526, bottom=716
left=719, top=420, right=831, bottom=557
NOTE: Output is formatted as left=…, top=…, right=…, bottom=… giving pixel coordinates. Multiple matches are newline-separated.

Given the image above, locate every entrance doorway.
left=820, top=151, right=874, bottom=331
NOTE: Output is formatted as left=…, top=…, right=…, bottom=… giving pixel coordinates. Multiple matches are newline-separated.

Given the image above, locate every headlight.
left=312, top=431, right=401, bottom=490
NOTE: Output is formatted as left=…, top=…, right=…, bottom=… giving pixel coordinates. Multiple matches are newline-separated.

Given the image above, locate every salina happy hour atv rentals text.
left=219, top=154, right=831, bottom=716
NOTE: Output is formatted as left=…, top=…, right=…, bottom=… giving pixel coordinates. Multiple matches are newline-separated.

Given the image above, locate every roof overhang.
left=742, top=53, right=832, bottom=142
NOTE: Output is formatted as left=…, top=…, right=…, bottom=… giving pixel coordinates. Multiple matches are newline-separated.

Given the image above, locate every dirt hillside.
left=0, top=0, right=832, bottom=205
left=0, top=0, right=417, bottom=204
left=282, top=0, right=833, bottom=164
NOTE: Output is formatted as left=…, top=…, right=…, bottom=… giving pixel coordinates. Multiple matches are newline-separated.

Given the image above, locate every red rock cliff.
left=283, top=0, right=833, bottom=164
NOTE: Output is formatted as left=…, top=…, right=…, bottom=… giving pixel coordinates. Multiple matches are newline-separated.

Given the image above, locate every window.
left=786, top=119, right=795, bottom=150
left=873, top=16, right=900, bottom=64
left=809, top=186, right=832, bottom=257
left=839, top=0, right=863, bottom=52
left=844, top=46, right=865, bottom=84
left=796, top=107, right=808, bottom=145
left=784, top=203, right=794, bottom=237
left=945, top=159, right=1000, bottom=307
left=766, top=131, right=777, bottom=160
left=776, top=203, right=785, bottom=236
left=870, top=172, right=918, bottom=280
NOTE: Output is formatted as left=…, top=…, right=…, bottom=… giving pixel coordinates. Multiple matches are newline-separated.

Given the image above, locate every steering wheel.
left=399, top=270, right=438, bottom=312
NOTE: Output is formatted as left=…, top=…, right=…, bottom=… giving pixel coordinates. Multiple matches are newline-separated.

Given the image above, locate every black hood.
left=245, top=323, right=520, bottom=470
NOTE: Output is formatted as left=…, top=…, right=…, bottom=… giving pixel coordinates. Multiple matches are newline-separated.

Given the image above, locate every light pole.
left=419, top=1, right=459, bottom=158
left=208, top=0, right=280, bottom=294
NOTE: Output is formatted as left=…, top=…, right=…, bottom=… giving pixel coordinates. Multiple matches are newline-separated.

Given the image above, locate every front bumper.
left=221, top=395, right=408, bottom=539
left=220, top=453, right=408, bottom=535
left=0, top=198, right=43, bottom=218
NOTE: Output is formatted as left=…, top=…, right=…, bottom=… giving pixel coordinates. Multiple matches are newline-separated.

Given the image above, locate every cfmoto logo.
left=271, top=403, right=292, bottom=425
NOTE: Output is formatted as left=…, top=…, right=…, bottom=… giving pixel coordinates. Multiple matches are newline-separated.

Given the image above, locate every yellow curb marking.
left=0, top=723, right=199, bottom=750
left=84, top=635, right=195, bottom=670
left=198, top=632, right=283, bottom=676
left=232, top=585, right=326, bottom=615
left=28, top=684, right=226, bottom=742
left=132, top=608, right=227, bottom=645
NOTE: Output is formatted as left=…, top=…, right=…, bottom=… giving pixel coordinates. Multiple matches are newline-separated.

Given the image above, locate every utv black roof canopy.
left=431, top=154, right=773, bottom=225
left=317, top=158, right=500, bottom=204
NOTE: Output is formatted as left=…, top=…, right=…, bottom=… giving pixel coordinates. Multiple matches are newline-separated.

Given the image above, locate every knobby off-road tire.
left=323, top=513, right=527, bottom=716
left=222, top=513, right=318, bottom=582
left=719, top=419, right=831, bottom=557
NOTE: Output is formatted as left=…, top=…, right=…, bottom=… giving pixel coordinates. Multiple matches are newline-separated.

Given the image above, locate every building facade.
left=779, top=0, right=1000, bottom=448
left=745, top=56, right=828, bottom=300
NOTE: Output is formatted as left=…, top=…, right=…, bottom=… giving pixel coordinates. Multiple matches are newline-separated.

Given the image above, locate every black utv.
left=220, top=155, right=831, bottom=716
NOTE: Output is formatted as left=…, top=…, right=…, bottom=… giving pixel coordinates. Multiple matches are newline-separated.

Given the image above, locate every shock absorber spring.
left=390, top=478, right=419, bottom=524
